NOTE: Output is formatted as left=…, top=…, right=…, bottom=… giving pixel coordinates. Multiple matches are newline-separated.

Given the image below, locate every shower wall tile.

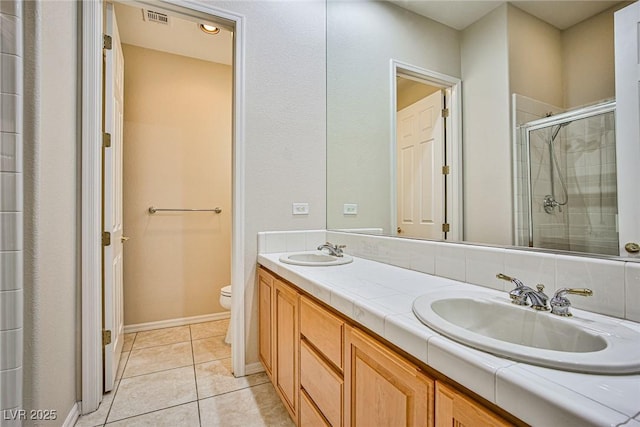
left=625, top=262, right=640, bottom=322
left=0, top=0, right=20, bottom=16
left=465, top=245, right=505, bottom=290
left=0, top=212, right=21, bottom=251
left=0, top=133, right=21, bottom=172
left=0, top=289, right=22, bottom=330
left=0, top=14, right=19, bottom=55
left=0, top=367, right=22, bottom=409
left=0, top=53, right=21, bottom=95
left=0, top=328, right=22, bottom=370
left=0, top=171, right=21, bottom=211
left=555, top=255, right=625, bottom=318
left=0, top=251, right=22, bottom=291
left=0, top=94, right=21, bottom=133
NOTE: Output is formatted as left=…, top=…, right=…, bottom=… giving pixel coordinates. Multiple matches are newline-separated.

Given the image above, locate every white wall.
left=22, top=0, right=79, bottom=422
left=212, top=0, right=327, bottom=366
left=461, top=5, right=512, bottom=245
left=326, top=0, right=460, bottom=234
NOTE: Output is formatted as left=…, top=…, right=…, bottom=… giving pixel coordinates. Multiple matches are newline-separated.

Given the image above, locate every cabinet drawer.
left=300, top=295, right=344, bottom=371
left=300, top=340, right=343, bottom=427
left=300, top=389, right=331, bottom=427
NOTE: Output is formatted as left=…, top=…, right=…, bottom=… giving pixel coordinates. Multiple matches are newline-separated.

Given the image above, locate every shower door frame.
left=521, top=100, right=616, bottom=249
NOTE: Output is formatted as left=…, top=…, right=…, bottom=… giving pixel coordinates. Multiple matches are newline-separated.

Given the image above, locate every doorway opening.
left=81, top=0, right=246, bottom=414
left=390, top=61, right=462, bottom=241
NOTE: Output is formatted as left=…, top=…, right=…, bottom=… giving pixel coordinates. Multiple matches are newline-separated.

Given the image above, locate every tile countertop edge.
left=256, top=253, right=640, bottom=427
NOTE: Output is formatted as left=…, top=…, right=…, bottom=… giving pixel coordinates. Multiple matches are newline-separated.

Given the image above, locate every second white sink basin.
left=279, top=251, right=353, bottom=266
left=413, top=288, right=640, bottom=374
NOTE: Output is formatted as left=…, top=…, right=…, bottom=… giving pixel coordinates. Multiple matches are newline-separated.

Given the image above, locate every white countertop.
left=258, top=252, right=640, bottom=427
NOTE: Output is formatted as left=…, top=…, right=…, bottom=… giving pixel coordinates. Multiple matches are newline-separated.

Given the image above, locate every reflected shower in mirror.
left=515, top=100, right=617, bottom=255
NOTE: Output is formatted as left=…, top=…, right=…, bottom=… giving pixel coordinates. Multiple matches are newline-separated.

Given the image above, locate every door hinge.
left=442, top=223, right=450, bottom=233
left=441, top=108, right=449, bottom=118
left=103, top=132, right=111, bottom=148
left=102, top=231, right=111, bottom=247
left=442, top=165, right=450, bottom=175
left=102, top=330, right=112, bottom=347
left=103, top=34, right=112, bottom=50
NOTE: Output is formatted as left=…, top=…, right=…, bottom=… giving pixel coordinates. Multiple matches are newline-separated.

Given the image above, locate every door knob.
left=397, top=227, right=403, bottom=233
left=625, top=242, right=640, bottom=254
left=121, top=236, right=130, bottom=243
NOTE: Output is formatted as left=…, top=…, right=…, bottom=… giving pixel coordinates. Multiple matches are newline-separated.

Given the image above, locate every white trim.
left=80, top=0, right=104, bottom=415
left=124, top=312, right=230, bottom=334
left=389, top=60, right=463, bottom=241
left=80, top=0, right=247, bottom=414
left=244, top=362, right=266, bottom=376
left=61, top=402, right=80, bottom=427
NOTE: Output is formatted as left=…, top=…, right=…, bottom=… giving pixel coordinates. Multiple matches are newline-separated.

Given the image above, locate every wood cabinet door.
left=435, top=382, right=512, bottom=427
left=344, top=327, right=434, bottom=427
left=274, top=279, right=299, bottom=421
left=258, top=268, right=274, bottom=379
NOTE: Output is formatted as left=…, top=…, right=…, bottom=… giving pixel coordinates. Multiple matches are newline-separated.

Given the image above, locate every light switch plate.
left=292, top=203, right=309, bottom=215
left=343, top=203, right=358, bottom=215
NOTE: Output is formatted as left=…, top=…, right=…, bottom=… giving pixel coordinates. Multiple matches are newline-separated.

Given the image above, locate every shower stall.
left=515, top=101, right=618, bottom=256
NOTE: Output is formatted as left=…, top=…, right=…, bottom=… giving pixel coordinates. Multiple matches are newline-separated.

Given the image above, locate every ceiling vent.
left=143, top=9, right=169, bottom=25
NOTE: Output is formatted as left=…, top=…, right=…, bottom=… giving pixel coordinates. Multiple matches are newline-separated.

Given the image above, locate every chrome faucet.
left=317, top=242, right=346, bottom=257
left=550, top=288, right=593, bottom=317
left=496, top=273, right=550, bottom=311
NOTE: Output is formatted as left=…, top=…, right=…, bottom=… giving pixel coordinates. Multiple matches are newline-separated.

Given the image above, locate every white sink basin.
left=279, top=251, right=353, bottom=266
left=413, top=288, right=640, bottom=374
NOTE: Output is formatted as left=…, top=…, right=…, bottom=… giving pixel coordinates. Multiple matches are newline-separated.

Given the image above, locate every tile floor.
left=75, top=319, right=294, bottom=427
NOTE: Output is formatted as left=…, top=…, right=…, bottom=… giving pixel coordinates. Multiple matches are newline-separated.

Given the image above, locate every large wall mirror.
left=326, top=0, right=639, bottom=258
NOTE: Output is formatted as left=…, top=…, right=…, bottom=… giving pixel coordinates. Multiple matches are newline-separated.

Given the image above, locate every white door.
left=396, top=91, right=444, bottom=239
left=615, top=2, right=640, bottom=258
left=103, top=1, right=125, bottom=392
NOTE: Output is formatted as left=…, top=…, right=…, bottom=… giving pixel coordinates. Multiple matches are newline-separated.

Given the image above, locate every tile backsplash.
left=258, top=230, right=639, bottom=322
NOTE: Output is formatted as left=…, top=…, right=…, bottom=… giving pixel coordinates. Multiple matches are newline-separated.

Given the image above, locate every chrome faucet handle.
left=550, top=288, right=593, bottom=317
left=497, top=273, right=529, bottom=305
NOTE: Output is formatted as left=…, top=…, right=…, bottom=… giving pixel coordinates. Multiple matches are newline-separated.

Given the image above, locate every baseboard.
left=62, top=402, right=80, bottom=427
left=124, top=312, right=230, bottom=334
left=244, top=362, right=265, bottom=375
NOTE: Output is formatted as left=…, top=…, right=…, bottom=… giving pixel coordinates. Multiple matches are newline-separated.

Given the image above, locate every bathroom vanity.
left=258, top=265, right=520, bottom=426
left=257, top=249, right=640, bottom=427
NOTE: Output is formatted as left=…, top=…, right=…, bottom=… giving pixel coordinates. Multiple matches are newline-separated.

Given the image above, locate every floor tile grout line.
left=102, top=400, right=200, bottom=426
left=120, top=362, right=196, bottom=381
left=189, top=325, right=204, bottom=427
left=102, top=338, right=133, bottom=427
left=197, top=378, right=272, bottom=402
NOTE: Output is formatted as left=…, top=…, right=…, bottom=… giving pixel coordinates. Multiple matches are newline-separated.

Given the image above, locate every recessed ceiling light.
left=200, top=24, right=220, bottom=35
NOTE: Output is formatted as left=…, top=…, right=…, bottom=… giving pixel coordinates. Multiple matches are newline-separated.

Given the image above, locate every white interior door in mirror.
left=397, top=91, right=444, bottom=239
left=614, top=1, right=640, bottom=259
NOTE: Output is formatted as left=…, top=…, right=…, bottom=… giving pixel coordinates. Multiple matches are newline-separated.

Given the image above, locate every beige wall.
left=23, top=0, right=79, bottom=422
left=121, top=45, right=232, bottom=325
left=461, top=4, right=512, bottom=245
left=508, top=5, right=563, bottom=108
left=396, top=78, right=439, bottom=111
left=562, top=3, right=625, bottom=108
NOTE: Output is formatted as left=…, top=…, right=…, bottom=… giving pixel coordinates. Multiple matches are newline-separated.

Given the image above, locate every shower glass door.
left=521, top=102, right=618, bottom=255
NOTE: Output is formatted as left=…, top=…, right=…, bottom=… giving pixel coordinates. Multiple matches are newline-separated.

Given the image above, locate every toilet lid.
left=221, top=285, right=232, bottom=296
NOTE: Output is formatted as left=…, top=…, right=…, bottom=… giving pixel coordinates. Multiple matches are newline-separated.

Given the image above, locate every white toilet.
left=219, top=285, right=232, bottom=344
